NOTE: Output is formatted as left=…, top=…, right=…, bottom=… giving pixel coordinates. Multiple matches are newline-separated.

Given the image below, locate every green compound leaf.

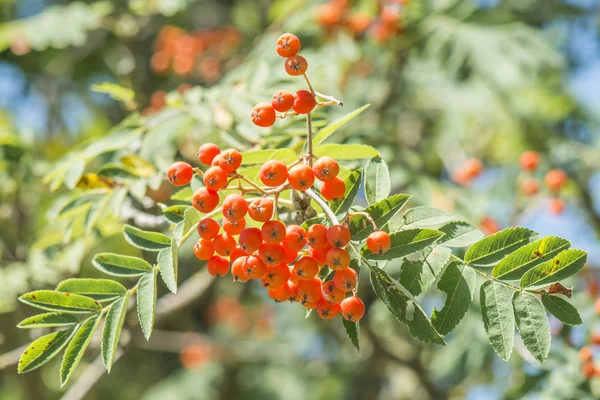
left=18, top=326, right=78, bottom=373
left=541, top=294, right=582, bottom=326
left=314, top=144, right=379, bottom=160
left=520, top=249, right=587, bottom=289
left=56, top=278, right=127, bottom=302
left=431, top=262, right=476, bottom=336
left=465, top=227, right=537, bottom=267
left=364, top=156, right=390, bottom=206
left=17, top=313, right=80, bottom=329
left=437, top=221, right=484, bottom=248
left=163, top=205, right=189, bottom=224
left=157, top=240, right=178, bottom=294
left=399, top=246, right=452, bottom=296
left=19, top=291, right=102, bottom=314
left=240, top=148, right=298, bottom=164
left=122, top=224, right=171, bottom=252
left=60, top=313, right=102, bottom=386
left=330, top=169, right=362, bottom=216
left=92, top=253, right=153, bottom=277
left=350, top=194, right=411, bottom=241
left=342, top=319, right=360, bottom=353
left=402, top=206, right=456, bottom=228
left=312, top=104, right=370, bottom=146
left=361, top=228, right=444, bottom=261
left=101, top=292, right=130, bottom=373
left=513, top=292, right=551, bottom=363
left=137, top=269, right=158, bottom=341
left=492, top=236, right=571, bottom=281
left=480, top=280, right=515, bottom=361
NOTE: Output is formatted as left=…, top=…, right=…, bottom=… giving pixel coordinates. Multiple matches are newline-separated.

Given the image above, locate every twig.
left=305, top=189, right=339, bottom=225
left=0, top=344, right=27, bottom=370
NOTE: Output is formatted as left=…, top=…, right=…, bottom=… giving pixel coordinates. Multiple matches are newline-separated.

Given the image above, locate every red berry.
left=292, top=90, right=317, bottom=114
left=268, top=286, right=288, bottom=302
left=248, top=198, right=274, bottom=222
left=251, top=103, right=277, bottom=127
left=218, top=149, right=243, bottom=173
left=307, top=224, right=328, bottom=250
left=288, top=164, right=315, bottom=191
left=521, top=178, right=540, bottom=196
left=192, top=188, right=219, bottom=213
left=310, top=246, right=329, bottom=265
left=243, top=255, right=267, bottom=279
left=222, top=194, right=248, bottom=221
left=545, top=169, right=568, bottom=191
left=259, top=160, right=288, bottom=187
left=334, top=268, right=357, bottom=292
left=238, top=227, right=263, bottom=254
left=548, top=198, right=566, bottom=215
left=313, top=156, right=339, bottom=182
left=203, top=166, right=228, bottom=190
left=261, top=220, right=286, bottom=244
left=284, top=55, right=308, bottom=76
left=276, top=33, right=301, bottom=57
left=317, top=298, right=341, bottom=319
left=519, top=151, right=540, bottom=172
left=321, top=177, right=346, bottom=201
left=322, top=280, right=345, bottom=304
left=222, top=218, right=246, bottom=235
left=197, top=217, right=220, bottom=240
left=284, top=281, right=299, bottom=302
left=282, top=225, right=307, bottom=252
left=231, top=257, right=249, bottom=282
left=229, top=247, right=249, bottom=262
left=340, top=296, right=365, bottom=322
left=326, top=225, right=351, bottom=248
left=213, top=233, right=237, bottom=257
left=194, top=239, right=214, bottom=260
left=197, top=143, right=221, bottom=165
left=326, top=248, right=350, bottom=270
left=293, top=256, right=319, bottom=280
left=298, top=277, right=322, bottom=303
left=283, top=247, right=298, bottom=264
left=272, top=90, right=294, bottom=112
left=366, top=231, right=391, bottom=255
left=167, top=161, right=193, bottom=186
left=262, top=263, right=291, bottom=290
left=258, top=243, right=286, bottom=266
left=207, top=255, right=229, bottom=277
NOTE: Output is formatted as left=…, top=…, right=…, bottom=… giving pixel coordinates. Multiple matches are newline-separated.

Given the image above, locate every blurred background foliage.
left=1, top=0, right=600, bottom=399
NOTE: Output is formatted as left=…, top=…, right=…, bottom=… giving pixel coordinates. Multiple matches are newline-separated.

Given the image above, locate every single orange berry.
left=248, top=198, right=274, bottom=222
left=284, top=280, right=299, bottom=302
left=194, top=239, right=214, bottom=261
left=272, top=90, right=294, bottom=112
left=298, top=277, right=323, bottom=303
left=243, top=255, right=267, bottom=279
left=167, top=161, right=194, bottom=186
left=545, top=169, right=568, bottom=191
left=197, top=143, right=221, bottom=165
left=307, top=224, right=329, bottom=250
left=268, top=286, right=289, bottom=302
left=229, top=247, right=249, bottom=262
left=261, top=220, right=286, bottom=244
left=238, top=227, right=263, bottom=254
left=326, top=248, right=350, bottom=270
left=480, top=215, right=500, bottom=236
left=340, top=296, right=365, bottom=322
left=284, top=55, right=308, bottom=76
left=207, top=255, right=229, bottom=277
left=283, top=247, right=298, bottom=264
left=302, top=297, right=321, bottom=309
left=203, top=166, right=228, bottom=190
left=548, top=198, right=566, bottom=215
left=261, top=263, right=291, bottom=290
left=258, top=243, right=286, bottom=266
left=521, top=178, right=540, bottom=196
left=259, top=160, right=288, bottom=187
left=211, top=154, right=222, bottom=167
left=366, top=231, right=391, bottom=254
left=334, top=268, right=357, bottom=292
left=289, top=268, right=301, bottom=284
left=321, top=177, right=346, bottom=201
left=579, top=346, right=593, bottom=362
left=326, top=225, right=351, bottom=248
left=218, top=149, right=243, bottom=173
left=222, top=194, right=248, bottom=221
left=282, top=225, right=307, bottom=252
left=317, top=298, right=341, bottom=319
left=313, top=156, right=339, bottom=182
left=347, top=12, right=372, bottom=34
left=192, top=187, right=219, bottom=213
left=214, top=233, right=237, bottom=257
left=288, top=164, right=315, bottom=191
left=276, top=33, right=301, bottom=58
left=251, top=103, right=277, bottom=127
left=292, top=90, right=317, bottom=114
left=519, top=151, right=540, bottom=172
left=231, top=256, right=249, bottom=282
left=293, top=256, right=319, bottom=280
left=310, top=246, right=329, bottom=265
left=222, top=218, right=246, bottom=236
left=322, top=280, right=345, bottom=304
left=197, top=217, right=220, bottom=240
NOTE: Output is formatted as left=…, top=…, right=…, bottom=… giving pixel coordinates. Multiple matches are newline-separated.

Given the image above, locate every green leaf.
left=64, top=159, right=86, bottom=190
left=330, top=169, right=362, bottom=216
left=513, top=292, right=551, bottom=363
left=492, top=236, right=571, bottom=281
left=300, top=216, right=328, bottom=230
left=122, top=225, right=171, bottom=252
left=157, top=240, right=178, bottom=293
left=18, top=326, right=78, bottom=373
left=312, top=104, right=370, bottom=146
left=362, top=229, right=444, bottom=261
left=480, top=280, right=515, bottom=361
left=17, top=313, right=80, bottom=329
left=314, top=144, right=379, bottom=160
left=465, top=227, right=537, bottom=267
left=402, top=206, right=455, bottom=228
left=364, top=156, right=391, bottom=206
left=541, top=294, right=582, bottom=326
left=19, top=291, right=101, bottom=314
left=97, top=164, right=138, bottom=179
left=369, top=265, right=445, bottom=345
left=342, top=319, right=360, bottom=353
left=101, top=292, right=129, bottom=373
left=56, top=279, right=127, bottom=302
left=520, top=249, right=587, bottom=288
left=399, top=247, right=452, bottom=296
left=181, top=207, right=202, bottom=237
left=92, top=253, right=153, bottom=277
left=171, top=187, right=193, bottom=202
left=137, top=269, right=158, bottom=341
left=163, top=205, right=189, bottom=224
left=60, top=314, right=102, bottom=386
left=437, top=221, right=484, bottom=248
left=431, top=262, right=476, bottom=335
left=240, top=149, right=298, bottom=164
left=90, top=82, right=135, bottom=104
left=350, top=194, right=411, bottom=241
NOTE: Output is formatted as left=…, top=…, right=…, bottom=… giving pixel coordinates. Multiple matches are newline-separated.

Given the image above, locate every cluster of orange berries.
left=579, top=337, right=600, bottom=380
left=151, top=25, right=242, bottom=80
left=315, top=0, right=408, bottom=43
left=518, top=151, right=569, bottom=215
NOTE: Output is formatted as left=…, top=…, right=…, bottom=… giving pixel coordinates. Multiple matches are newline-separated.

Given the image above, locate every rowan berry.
left=258, top=243, right=286, bottom=266
left=293, top=256, right=319, bottom=279
left=261, top=220, right=286, bottom=244
left=317, top=298, right=341, bottom=319
left=268, top=286, right=289, bottom=302
left=231, top=257, right=249, bottom=282
left=229, top=247, right=249, bottom=262
left=579, top=346, right=593, bottom=362
left=302, top=298, right=321, bottom=309
left=259, top=160, right=288, bottom=187
left=310, top=246, right=329, bottom=265
left=288, top=164, right=315, bottom=191
left=313, top=156, right=339, bottom=182
left=322, top=280, right=345, bottom=304
left=545, top=169, right=568, bottom=191
left=519, top=151, right=540, bottom=172
left=197, top=217, right=220, bottom=240
left=276, top=33, right=301, bottom=57
left=334, top=268, right=358, bottom=292
left=292, top=90, right=317, bottom=114
left=262, top=263, right=291, bottom=290
left=284, top=55, right=308, bottom=76
left=243, top=255, right=267, bottom=279
left=218, top=149, right=243, bottom=173
left=298, top=277, right=322, bottom=303
left=167, top=161, right=194, bottom=186
left=222, top=194, right=248, bottom=221
left=366, top=231, right=391, bottom=255
left=548, top=198, right=566, bottom=215
left=214, top=233, right=237, bottom=257
left=321, top=177, right=346, bottom=201
left=211, top=154, right=222, bottom=167
left=340, top=296, right=365, bottom=322
left=521, top=178, right=540, bottom=196
left=282, top=225, right=307, bottom=252
left=222, top=218, right=245, bottom=235
left=326, top=248, right=350, bottom=270
left=194, top=239, right=214, bottom=261
left=463, top=158, right=484, bottom=179
left=582, top=362, right=595, bottom=380
left=197, top=143, right=221, bottom=166
left=283, top=247, right=298, bottom=264
left=203, top=166, right=228, bottom=190
left=251, top=103, right=277, bottom=127
left=289, top=269, right=301, bottom=284
left=272, top=90, right=294, bottom=112
left=307, top=224, right=329, bottom=249
left=207, top=255, right=229, bottom=277
left=192, top=187, right=219, bottom=213
left=248, top=198, right=274, bottom=222
left=284, top=280, right=299, bottom=302
left=326, top=225, right=351, bottom=248
left=238, top=227, right=263, bottom=254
